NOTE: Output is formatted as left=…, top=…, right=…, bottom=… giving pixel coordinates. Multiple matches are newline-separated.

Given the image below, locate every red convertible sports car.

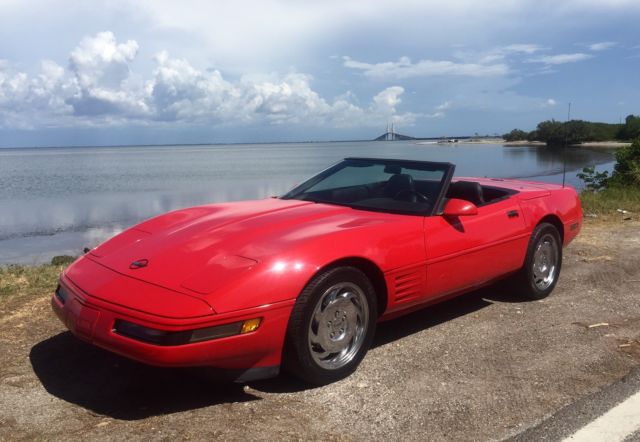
left=52, top=157, right=582, bottom=385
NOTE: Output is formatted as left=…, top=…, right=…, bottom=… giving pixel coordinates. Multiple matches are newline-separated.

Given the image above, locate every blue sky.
left=0, top=0, right=639, bottom=147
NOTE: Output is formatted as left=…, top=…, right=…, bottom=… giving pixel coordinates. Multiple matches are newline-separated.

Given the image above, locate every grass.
left=580, top=186, right=640, bottom=221
left=0, top=264, right=66, bottom=300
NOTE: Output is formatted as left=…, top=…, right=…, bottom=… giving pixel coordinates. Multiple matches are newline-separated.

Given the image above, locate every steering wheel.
left=394, top=189, right=429, bottom=203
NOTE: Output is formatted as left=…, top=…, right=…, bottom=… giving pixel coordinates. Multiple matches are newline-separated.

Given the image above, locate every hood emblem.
left=129, top=259, right=149, bottom=269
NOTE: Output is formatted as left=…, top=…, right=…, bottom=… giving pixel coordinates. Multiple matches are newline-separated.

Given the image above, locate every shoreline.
left=416, top=139, right=630, bottom=148
left=504, top=140, right=630, bottom=148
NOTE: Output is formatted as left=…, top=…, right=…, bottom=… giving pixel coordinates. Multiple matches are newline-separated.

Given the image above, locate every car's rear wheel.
left=515, top=222, right=562, bottom=300
left=283, top=266, right=377, bottom=385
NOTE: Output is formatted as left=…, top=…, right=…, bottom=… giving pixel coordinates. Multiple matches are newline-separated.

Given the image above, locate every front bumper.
left=51, top=275, right=294, bottom=375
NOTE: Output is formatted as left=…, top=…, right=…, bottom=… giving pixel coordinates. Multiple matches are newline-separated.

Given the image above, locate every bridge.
left=373, top=123, right=416, bottom=141
left=373, top=123, right=475, bottom=142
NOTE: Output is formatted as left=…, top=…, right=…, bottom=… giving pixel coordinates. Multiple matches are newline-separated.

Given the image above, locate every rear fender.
left=518, top=187, right=582, bottom=246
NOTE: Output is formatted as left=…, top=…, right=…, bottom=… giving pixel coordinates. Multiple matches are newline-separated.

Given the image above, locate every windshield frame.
left=281, top=157, right=455, bottom=216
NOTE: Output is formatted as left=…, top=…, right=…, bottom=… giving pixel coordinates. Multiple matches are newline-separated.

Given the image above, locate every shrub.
left=577, top=166, right=609, bottom=191
left=610, top=138, right=640, bottom=186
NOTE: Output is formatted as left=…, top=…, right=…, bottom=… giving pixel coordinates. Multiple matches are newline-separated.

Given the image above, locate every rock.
left=50, top=255, right=76, bottom=265
left=617, top=209, right=632, bottom=220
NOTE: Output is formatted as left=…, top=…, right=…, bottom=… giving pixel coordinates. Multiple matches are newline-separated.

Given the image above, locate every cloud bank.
left=0, top=32, right=419, bottom=130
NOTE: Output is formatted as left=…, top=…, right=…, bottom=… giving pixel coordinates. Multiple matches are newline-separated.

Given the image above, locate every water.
left=0, top=141, right=614, bottom=264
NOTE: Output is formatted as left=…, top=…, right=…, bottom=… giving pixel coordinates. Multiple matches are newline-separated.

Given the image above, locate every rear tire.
left=514, top=223, right=562, bottom=300
left=283, top=266, right=377, bottom=385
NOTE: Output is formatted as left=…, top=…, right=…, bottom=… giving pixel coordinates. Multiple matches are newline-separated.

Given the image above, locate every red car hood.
left=86, top=198, right=364, bottom=297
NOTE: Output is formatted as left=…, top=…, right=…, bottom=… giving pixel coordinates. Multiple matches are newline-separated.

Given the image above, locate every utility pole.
left=562, top=102, right=571, bottom=188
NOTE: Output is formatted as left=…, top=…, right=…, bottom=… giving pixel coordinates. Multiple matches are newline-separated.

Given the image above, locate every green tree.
left=536, top=120, right=566, bottom=146
left=610, top=138, right=640, bottom=186
left=564, top=120, right=592, bottom=144
left=617, top=115, right=640, bottom=140
left=533, top=119, right=615, bottom=146
left=503, top=129, right=529, bottom=142
left=589, top=122, right=622, bottom=141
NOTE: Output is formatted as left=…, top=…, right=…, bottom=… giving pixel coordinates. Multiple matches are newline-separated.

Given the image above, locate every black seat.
left=384, top=174, right=414, bottom=198
left=447, top=181, right=485, bottom=206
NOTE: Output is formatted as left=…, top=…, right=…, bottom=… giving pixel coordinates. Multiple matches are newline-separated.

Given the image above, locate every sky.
left=0, top=0, right=639, bottom=147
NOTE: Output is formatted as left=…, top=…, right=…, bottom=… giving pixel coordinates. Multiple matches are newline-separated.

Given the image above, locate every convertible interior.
left=445, top=180, right=517, bottom=207
left=295, top=177, right=515, bottom=213
left=282, top=158, right=517, bottom=215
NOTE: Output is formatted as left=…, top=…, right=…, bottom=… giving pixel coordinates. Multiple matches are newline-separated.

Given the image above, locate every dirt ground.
left=1, top=220, right=639, bottom=441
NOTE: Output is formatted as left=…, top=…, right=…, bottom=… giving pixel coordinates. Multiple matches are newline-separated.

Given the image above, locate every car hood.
left=86, top=198, right=387, bottom=299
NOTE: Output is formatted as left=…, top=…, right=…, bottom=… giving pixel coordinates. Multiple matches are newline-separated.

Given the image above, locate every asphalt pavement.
left=508, top=368, right=640, bottom=441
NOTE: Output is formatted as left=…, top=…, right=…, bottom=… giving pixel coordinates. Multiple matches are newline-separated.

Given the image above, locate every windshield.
left=281, top=158, right=454, bottom=215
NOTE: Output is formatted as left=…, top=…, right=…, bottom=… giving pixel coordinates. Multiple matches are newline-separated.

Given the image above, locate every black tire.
left=514, top=222, right=563, bottom=300
left=283, top=266, right=377, bottom=385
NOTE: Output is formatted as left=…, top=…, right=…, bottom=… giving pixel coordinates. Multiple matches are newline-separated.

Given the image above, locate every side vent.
left=393, top=267, right=425, bottom=302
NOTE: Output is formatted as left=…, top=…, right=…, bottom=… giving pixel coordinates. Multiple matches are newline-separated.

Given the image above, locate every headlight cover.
left=113, top=318, right=261, bottom=346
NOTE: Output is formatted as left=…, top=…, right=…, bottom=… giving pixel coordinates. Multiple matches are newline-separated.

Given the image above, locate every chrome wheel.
left=532, top=233, right=558, bottom=290
left=308, top=282, right=369, bottom=370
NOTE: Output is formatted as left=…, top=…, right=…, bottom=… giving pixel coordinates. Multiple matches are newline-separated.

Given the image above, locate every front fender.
left=204, top=217, right=425, bottom=313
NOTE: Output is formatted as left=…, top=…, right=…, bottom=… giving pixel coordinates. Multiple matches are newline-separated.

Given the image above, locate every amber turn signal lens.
left=241, top=318, right=262, bottom=334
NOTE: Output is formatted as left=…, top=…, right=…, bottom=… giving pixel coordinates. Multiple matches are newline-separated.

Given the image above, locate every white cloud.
left=342, top=56, right=509, bottom=79
left=501, top=44, right=546, bottom=54
left=372, top=86, right=404, bottom=109
left=0, top=59, right=76, bottom=129
left=425, top=111, right=445, bottom=119
left=0, top=32, right=417, bottom=130
left=69, top=31, right=138, bottom=89
left=454, top=43, right=546, bottom=65
left=588, top=41, right=617, bottom=51
left=527, top=53, right=593, bottom=65
left=546, top=98, right=557, bottom=106
left=64, top=32, right=149, bottom=119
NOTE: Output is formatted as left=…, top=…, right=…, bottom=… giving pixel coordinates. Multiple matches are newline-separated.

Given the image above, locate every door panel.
left=423, top=199, right=528, bottom=298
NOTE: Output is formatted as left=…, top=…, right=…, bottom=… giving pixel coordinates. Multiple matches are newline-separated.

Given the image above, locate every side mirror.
left=443, top=198, right=478, bottom=217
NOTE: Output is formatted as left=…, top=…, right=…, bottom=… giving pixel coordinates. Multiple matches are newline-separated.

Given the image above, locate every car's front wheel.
left=514, top=222, right=563, bottom=300
left=283, top=266, right=377, bottom=385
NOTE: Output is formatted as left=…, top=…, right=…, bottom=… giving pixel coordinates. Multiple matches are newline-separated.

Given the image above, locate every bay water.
left=0, top=141, right=614, bottom=264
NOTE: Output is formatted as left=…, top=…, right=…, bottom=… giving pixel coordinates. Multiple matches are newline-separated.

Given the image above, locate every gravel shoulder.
left=1, top=220, right=639, bottom=441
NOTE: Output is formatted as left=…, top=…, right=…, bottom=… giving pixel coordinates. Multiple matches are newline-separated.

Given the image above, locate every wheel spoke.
left=531, top=233, right=558, bottom=290
left=307, top=281, right=370, bottom=370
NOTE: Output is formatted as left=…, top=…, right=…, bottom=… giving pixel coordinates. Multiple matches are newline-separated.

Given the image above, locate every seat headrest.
left=387, top=174, right=413, bottom=188
left=449, top=181, right=484, bottom=206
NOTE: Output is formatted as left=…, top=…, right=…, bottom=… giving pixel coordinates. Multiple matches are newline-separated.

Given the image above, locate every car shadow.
left=370, top=281, right=536, bottom=349
left=30, top=284, right=530, bottom=415
left=372, top=289, right=493, bottom=349
left=29, top=332, right=259, bottom=420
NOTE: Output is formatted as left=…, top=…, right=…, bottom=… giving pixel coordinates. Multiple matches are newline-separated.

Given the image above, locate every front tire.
left=515, top=222, right=562, bottom=300
left=283, top=266, right=377, bottom=385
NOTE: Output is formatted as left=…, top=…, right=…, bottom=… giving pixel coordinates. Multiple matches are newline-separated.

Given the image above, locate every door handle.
left=507, top=210, right=519, bottom=218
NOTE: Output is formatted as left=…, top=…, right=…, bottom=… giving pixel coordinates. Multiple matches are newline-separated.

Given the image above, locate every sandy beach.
left=415, top=138, right=506, bottom=146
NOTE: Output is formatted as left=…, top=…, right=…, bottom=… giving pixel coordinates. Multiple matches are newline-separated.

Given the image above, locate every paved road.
left=509, top=368, right=640, bottom=441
